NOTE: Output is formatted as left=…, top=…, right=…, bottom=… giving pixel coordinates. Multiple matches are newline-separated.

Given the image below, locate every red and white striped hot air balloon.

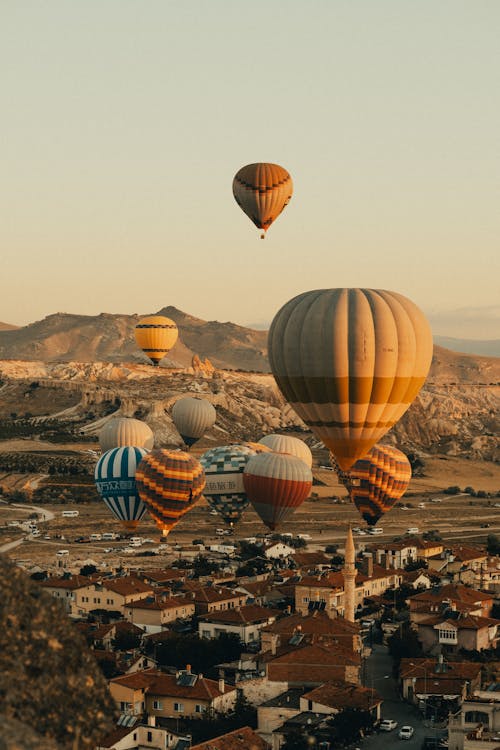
left=243, top=452, right=312, bottom=531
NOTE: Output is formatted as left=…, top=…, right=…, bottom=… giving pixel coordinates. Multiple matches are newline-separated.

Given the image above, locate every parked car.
left=399, top=726, right=414, bottom=740
left=380, top=720, right=398, bottom=731
left=481, top=523, right=491, bottom=528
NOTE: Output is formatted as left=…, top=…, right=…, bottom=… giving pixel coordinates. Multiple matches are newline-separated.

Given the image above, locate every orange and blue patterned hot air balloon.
left=232, top=163, right=293, bottom=239
left=243, top=452, right=312, bottom=531
left=348, top=444, right=412, bottom=526
left=135, top=449, right=205, bottom=536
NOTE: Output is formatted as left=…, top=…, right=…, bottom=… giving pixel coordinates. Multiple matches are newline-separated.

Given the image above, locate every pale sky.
left=1, top=1, right=499, bottom=337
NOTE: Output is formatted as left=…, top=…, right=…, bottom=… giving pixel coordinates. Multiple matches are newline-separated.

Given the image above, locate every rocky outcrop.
left=0, top=556, right=115, bottom=749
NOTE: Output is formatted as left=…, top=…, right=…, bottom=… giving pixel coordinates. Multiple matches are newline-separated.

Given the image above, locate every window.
left=106, top=598, right=114, bottom=605
left=147, top=731, right=153, bottom=742
left=465, top=711, right=489, bottom=726
left=153, top=700, right=162, bottom=710
left=195, top=704, right=203, bottom=713
left=174, top=702, right=184, bottom=713
left=248, top=632, right=255, bottom=641
left=202, top=630, right=211, bottom=639
left=302, top=597, right=309, bottom=603
left=438, top=628, right=457, bottom=643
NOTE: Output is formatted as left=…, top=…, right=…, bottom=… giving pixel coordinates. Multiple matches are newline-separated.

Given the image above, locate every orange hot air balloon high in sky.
left=243, top=452, right=312, bottom=531
left=232, top=162, right=293, bottom=238
left=135, top=315, right=178, bottom=366
left=268, top=288, right=433, bottom=472
left=135, top=449, right=205, bottom=536
left=348, top=444, right=412, bottom=526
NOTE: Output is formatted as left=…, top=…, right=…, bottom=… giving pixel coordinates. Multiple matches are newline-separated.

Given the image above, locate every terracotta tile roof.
left=98, top=725, right=136, bottom=748
left=127, top=595, right=193, bottom=611
left=191, top=726, right=270, bottom=750
left=139, top=568, right=187, bottom=584
left=368, top=541, right=418, bottom=552
left=292, top=552, right=332, bottom=567
left=449, top=546, right=487, bottom=562
left=237, top=579, right=273, bottom=596
left=266, top=642, right=360, bottom=684
left=400, top=658, right=481, bottom=681
left=357, top=564, right=401, bottom=583
left=262, top=611, right=359, bottom=637
left=268, top=642, right=360, bottom=667
left=109, top=668, right=235, bottom=699
left=303, top=680, right=382, bottom=710
left=40, top=574, right=91, bottom=590
left=297, top=572, right=344, bottom=589
left=409, top=584, right=492, bottom=606
left=199, top=605, right=277, bottom=625
left=418, top=613, right=500, bottom=630
left=192, top=586, right=245, bottom=603
left=102, top=576, right=155, bottom=597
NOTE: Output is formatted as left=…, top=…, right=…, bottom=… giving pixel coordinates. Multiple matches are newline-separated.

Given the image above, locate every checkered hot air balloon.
left=243, top=452, right=313, bottom=531
left=135, top=449, right=205, bottom=537
left=94, top=447, right=149, bottom=531
left=348, top=444, right=412, bottom=526
left=199, top=445, right=256, bottom=526
left=232, top=163, right=293, bottom=239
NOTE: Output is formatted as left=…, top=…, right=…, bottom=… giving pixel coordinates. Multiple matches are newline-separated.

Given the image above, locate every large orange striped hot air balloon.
left=135, top=315, right=178, bottom=366
left=233, top=163, right=293, bottom=239
left=243, top=452, right=312, bottom=531
left=135, top=449, right=205, bottom=536
left=348, top=444, right=412, bottom=526
left=268, top=289, right=433, bottom=472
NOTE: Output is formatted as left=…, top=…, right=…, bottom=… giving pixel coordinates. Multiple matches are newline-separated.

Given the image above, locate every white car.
left=380, top=720, right=398, bottom=732
left=399, top=726, right=414, bottom=740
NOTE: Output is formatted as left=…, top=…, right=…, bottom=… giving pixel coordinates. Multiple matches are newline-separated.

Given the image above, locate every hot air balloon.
left=243, top=452, right=312, bottom=531
left=199, top=445, right=255, bottom=526
left=241, top=442, right=273, bottom=454
left=259, top=434, right=313, bottom=468
left=268, top=288, right=433, bottom=472
left=94, top=447, right=149, bottom=531
left=232, top=163, right=293, bottom=239
left=135, top=315, right=178, bottom=366
left=99, top=417, right=154, bottom=452
left=135, top=449, right=205, bottom=536
left=348, top=444, right=412, bottom=526
left=171, top=397, right=216, bottom=448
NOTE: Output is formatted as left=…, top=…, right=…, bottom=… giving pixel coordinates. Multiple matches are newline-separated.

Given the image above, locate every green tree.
left=281, top=729, right=311, bottom=750
left=328, top=708, right=374, bottom=745
left=112, top=630, right=142, bottom=652
left=487, top=534, right=500, bottom=555
left=388, top=624, right=423, bottom=673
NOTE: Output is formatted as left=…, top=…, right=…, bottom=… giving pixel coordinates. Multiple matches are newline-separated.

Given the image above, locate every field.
left=1, top=447, right=499, bottom=574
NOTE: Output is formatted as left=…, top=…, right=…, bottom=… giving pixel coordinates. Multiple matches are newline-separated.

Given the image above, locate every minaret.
left=342, top=526, right=357, bottom=622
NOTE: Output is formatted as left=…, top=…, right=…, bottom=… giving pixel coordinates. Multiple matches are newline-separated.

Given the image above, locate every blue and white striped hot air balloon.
left=94, top=447, right=149, bottom=531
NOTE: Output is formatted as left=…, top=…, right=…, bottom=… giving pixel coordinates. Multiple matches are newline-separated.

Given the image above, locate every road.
left=362, top=644, right=443, bottom=750
left=0, top=502, right=56, bottom=554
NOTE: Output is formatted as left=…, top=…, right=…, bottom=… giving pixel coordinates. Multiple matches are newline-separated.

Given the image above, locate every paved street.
left=361, top=644, right=442, bottom=750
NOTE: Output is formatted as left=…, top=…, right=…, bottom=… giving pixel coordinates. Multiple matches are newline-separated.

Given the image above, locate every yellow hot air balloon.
left=232, top=163, right=293, bottom=239
left=268, top=289, right=433, bottom=471
left=135, top=315, right=178, bottom=366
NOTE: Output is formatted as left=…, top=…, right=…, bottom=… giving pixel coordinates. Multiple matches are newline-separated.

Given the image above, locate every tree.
left=281, top=729, right=311, bottom=750
left=487, top=534, right=500, bottom=555
left=112, top=630, right=142, bottom=652
left=404, top=559, right=428, bottom=572
left=155, top=632, right=242, bottom=675
left=388, top=623, right=423, bottom=673
left=328, top=708, right=374, bottom=745
left=80, top=564, right=97, bottom=576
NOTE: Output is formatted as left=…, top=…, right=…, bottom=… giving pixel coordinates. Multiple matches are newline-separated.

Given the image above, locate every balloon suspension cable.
left=329, top=452, right=353, bottom=497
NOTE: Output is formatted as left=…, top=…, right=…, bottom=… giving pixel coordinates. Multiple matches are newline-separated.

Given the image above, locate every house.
left=72, top=576, right=155, bottom=618
left=198, top=605, right=278, bottom=644
left=260, top=610, right=361, bottom=655
left=109, top=668, right=236, bottom=719
left=39, top=574, right=92, bottom=612
left=427, top=547, right=489, bottom=581
left=138, top=568, right=187, bottom=587
left=125, top=595, right=195, bottom=634
left=191, top=726, right=270, bottom=750
left=301, top=680, right=382, bottom=720
left=91, top=621, right=145, bottom=650
left=448, top=692, right=500, bottom=750
left=291, top=552, right=332, bottom=572
left=408, top=584, right=494, bottom=625
left=399, top=656, right=482, bottom=707
left=416, top=611, right=500, bottom=654
left=415, top=539, right=445, bottom=560
left=181, top=583, right=247, bottom=615
left=96, top=716, right=184, bottom=750
left=265, top=641, right=360, bottom=686
left=367, top=540, right=418, bottom=569
left=257, top=688, right=307, bottom=743
left=263, top=542, right=295, bottom=560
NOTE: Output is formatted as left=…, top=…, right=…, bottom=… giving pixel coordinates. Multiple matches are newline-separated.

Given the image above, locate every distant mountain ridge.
left=434, top=336, right=500, bottom=358
left=0, top=307, right=498, bottom=381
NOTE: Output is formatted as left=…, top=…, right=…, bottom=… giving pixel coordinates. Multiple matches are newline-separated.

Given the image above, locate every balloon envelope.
left=94, top=447, right=149, bottom=531
left=243, top=452, right=312, bottom=531
left=199, top=445, right=256, bottom=526
left=349, top=444, right=412, bottom=526
left=268, top=288, right=433, bottom=471
left=99, top=417, right=154, bottom=452
left=136, top=449, right=205, bottom=536
left=259, top=434, right=312, bottom=468
left=172, top=397, right=216, bottom=447
left=135, top=315, right=178, bottom=366
left=233, top=163, right=293, bottom=237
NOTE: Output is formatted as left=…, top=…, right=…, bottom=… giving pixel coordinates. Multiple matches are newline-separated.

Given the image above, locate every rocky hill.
left=0, top=307, right=268, bottom=371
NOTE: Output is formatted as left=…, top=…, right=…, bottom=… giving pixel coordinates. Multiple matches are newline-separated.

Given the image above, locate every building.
left=71, top=576, right=155, bottom=618
left=96, top=716, right=183, bottom=750
left=265, top=642, right=360, bottom=686
left=448, top=692, right=500, bottom=750
left=399, top=657, right=481, bottom=707
left=367, top=540, right=418, bottom=569
left=301, top=680, right=382, bottom=720
left=181, top=584, right=247, bottom=615
left=260, top=610, right=361, bottom=655
left=416, top=611, right=500, bottom=654
left=39, top=574, right=92, bottom=612
left=109, top=668, right=236, bottom=719
left=342, top=527, right=357, bottom=623
left=198, top=605, right=278, bottom=644
left=125, top=595, right=195, bottom=634
left=191, top=726, right=270, bottom=750
left=408, top=584, right=494, bottom=626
